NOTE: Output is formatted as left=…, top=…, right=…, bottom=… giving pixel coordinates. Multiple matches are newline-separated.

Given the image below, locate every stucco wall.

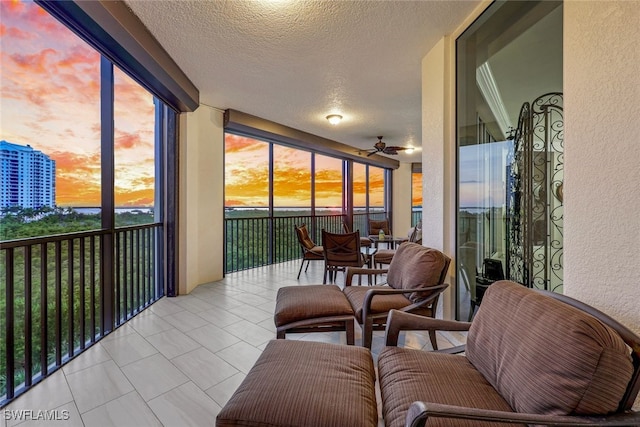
left=392, top=162, right=413, bottom=238
left=178, top=105, right=225, bottom=294
left=564, top=1, right=640, bottom=336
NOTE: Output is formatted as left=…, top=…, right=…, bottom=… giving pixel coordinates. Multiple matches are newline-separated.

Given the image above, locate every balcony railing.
left=0, top=223, right=163, bottom=405
left=224, top=211, right=387, bottom=273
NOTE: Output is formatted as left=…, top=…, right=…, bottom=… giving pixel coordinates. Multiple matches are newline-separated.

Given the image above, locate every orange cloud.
left=225, top=134, right=268, bottom=153
left=115, top=188, right=154, bottom=207
left=115, top=132, right=139, bottom=150
left=10, top=48, right=57, bottom=73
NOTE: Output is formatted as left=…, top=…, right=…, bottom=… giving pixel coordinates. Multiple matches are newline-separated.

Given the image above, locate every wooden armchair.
left=294, top=224, right=323, bottom=279
left=343, top=243, right=451, bottom=348
left=322, top=229, right=369, bottom=284
left=380, top=281, right=640, bottom=427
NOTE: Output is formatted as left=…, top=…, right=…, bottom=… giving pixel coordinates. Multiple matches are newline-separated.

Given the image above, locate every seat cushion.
left=378, top=347, right=520, bottom=427
left=307, top=245, right=323, bottom=257
left=217, top=340, right=378, bottom=427
left=274, top=285, right=353, bottom=327
left=343, top=285, right=410, bottom=322
left=467, top=280, right=634, bottom=416
left=375, top=248, right=395, bottom=264
left=386, top=243, right=448, bottom=302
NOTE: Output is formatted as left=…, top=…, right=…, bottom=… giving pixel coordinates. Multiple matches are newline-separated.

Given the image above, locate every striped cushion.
left=274, top=285, right=353, bottom=327
left=217, top=340, right=377, bottom=427
left=378, top=348, right=521, bottom=427
left=467, top=280, right=633, bottom=415
left=387, top=243, right=447, bottom=302
left=343, top=285, right=411, bottom=322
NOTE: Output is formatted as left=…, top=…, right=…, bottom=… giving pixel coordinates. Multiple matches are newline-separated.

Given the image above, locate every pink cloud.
left=10, top=48, right=57, bottom=73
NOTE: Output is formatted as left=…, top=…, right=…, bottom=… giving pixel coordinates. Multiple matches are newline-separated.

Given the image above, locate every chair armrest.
left=385, top=310, right=471, bottom=346
left=362, top=284, right=448, bottom=329
left=345, top=267, right=389, bottom=286
left=405, top=402, right=640, bottom=427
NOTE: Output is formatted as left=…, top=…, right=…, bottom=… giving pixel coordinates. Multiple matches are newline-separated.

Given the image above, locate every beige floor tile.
left=186, top=324, right=241, bottom=353
left=148, top=382, right=221, bottom=426
left=205, top=372, right=246, bottom=408
left=121, top=353, right=189, bottom=401
left=100, top=323, right=136, bottom=342
left=196, top=308, right=243, bottom=327
left=5, top=371, right=74, bottom=427
left=62, top=343, right=112, bottom=375
left=163, top=309, right=210, bottom=332
left=148, top=298, right=185, bottom=318
left=226, top=305, right=272, bottom=324
left=81, top=391, right=161, bottom=427
left=171, top=347, right=239, bottom=390
left=66, top=360, right=134, bottom=413
left=223, top=320, right=274, bottom=346
left=173, top=295, right=217, bottom=313
left=215, top=341, right=262, bottom=374
left=128, top=312, right=173, bottom=337
left=100, top=332, right=158, bottom=367
left=146, top=328, right=201, bottom=359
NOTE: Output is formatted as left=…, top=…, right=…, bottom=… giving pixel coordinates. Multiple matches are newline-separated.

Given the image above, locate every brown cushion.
left=467, top=280, right=634, bottom=416
left=375, top=248, right=395, bottom=264
left=308, top=245, right=323, bottom=256
left=369, top=220, right=390, bottom=235
left=378, top=347, right=520, bottom=427
left=217, top=340, right=378, bottom=427
left=295, top=224, right=316, bottom=250
left=343, top=286, right=411, bottom=322
left=386, top=243, right=448, bottom=302
left=274, top=285, right=353, bottom=327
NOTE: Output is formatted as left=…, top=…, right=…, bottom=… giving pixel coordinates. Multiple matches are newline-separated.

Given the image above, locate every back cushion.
left=369, top=220, right=390, bottom=235
left=466, top=280, right=633, bottom=415
left=296, top=225, right=315, bottom=250
left=387, top=243, right=448, bottom=302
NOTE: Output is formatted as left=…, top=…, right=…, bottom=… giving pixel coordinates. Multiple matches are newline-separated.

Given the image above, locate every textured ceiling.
left=124, top=0, right=481, bottom=163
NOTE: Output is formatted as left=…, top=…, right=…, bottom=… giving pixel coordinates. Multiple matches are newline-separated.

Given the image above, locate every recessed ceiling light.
left=326, top=114, right=343, bottom=125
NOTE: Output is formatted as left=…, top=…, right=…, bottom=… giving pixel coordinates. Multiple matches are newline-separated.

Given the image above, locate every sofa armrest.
left=405, top=402, right=640, bottom=427
left=385, top=310, right=471, bottom=347
left=345, top=267, right=389, bottom=286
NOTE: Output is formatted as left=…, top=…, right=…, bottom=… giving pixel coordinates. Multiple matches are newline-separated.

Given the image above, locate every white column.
left=178, top=105, right=225, bottom=294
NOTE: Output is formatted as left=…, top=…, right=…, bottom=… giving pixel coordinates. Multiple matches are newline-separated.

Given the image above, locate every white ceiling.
left=124, top=0, right=481, bottom=163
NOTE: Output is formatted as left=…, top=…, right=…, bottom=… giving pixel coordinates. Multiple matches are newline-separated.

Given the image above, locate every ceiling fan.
left=364, top=136, right=413, bottom=156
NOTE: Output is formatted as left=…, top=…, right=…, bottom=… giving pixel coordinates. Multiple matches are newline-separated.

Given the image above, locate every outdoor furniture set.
left=217, top=279, right=640, bottom=426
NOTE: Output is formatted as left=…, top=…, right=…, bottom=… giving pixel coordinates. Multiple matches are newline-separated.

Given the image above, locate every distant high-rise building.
left=0, top=140, right=56, bottom=210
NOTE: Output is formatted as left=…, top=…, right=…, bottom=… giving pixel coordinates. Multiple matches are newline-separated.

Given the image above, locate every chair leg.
left=346, top=319, right=355, bottom=345
left=429, top=330, right=438, bottom=351
left=362, top=318, right=374, bottom=348
left=304, top=259, right=310, bottom=272
left=297, top=259, right=305, bottom=279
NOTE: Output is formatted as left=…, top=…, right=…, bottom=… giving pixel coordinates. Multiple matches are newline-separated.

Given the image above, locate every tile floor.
left=1, top=260, right=466, bottom=427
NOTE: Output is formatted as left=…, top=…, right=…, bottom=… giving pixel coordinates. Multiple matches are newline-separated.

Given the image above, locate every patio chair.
left=322, top=229, right=369, bottom=284
left=374, top=221, right=422, bottom=268
left=368, top=217, right=391, bottom=238
left=343, top=242, right=450, bottom=348
left=342, top=219, right=372, bottom=247
left=294, top=224, right=324, bottom=279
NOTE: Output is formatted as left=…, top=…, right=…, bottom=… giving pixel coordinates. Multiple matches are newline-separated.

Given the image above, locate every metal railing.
left=0, top=223, right=163, bottom=405
left=224, top=212, right=388, bottom=273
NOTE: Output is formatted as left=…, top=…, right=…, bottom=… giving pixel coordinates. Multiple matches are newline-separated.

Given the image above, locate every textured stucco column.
left=178, top=105, right=225, bottom=294
left=421, top=37, right=456, bottom=319
left=564, top=1, right=640, bottom=336
left=392, top=162, right=413, bottom=239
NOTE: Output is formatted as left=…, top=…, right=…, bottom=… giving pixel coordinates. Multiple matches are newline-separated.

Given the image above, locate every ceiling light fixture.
left=326, top=114, right=343, bottom=125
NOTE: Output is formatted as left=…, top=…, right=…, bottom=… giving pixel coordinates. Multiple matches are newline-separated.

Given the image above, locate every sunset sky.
left=1, top=0, right=155, bottom=207
left=225, top=134, right=386, bottom=208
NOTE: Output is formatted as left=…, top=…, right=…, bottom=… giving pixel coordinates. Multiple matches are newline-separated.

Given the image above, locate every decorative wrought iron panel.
left=506, top=93, right=563, bottom=291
